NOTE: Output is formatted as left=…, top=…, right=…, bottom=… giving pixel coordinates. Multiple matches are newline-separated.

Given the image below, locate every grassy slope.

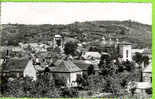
left=1, top=20, right=152, bottom=48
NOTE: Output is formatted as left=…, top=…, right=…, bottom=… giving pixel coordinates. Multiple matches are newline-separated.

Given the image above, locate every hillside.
left=1, top=20, right=152, bottom=48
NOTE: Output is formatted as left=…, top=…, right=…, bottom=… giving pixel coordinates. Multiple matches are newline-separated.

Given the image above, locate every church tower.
left=53, top=34, right=64, bottom=49
left=118, top=41, right=132, bottom=61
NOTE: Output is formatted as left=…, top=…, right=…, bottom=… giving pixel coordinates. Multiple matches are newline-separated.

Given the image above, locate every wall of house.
left=52, top=72, right=70, bottom=87
left=23, top=60, right=37, bottom=80
left=70, top=72, right=82, bottom=87
left=143, top=72, right=152, bottom=83
left=52, top=72, right=83, bottom=87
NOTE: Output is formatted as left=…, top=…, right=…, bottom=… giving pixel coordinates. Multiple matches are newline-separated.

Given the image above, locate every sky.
left=1, top=2, right=152, bottom=25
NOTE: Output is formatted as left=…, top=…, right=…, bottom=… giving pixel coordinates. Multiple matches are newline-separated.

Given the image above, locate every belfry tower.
left=53, top=34, right=64, bottom=49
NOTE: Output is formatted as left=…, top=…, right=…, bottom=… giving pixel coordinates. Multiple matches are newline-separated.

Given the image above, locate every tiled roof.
left=118, top=41, right=132, bottom=45
left=51, top=60, right=82, bottom=73
left=143, top=62, right=152, bottom=73
left=54, top=59, right=62, bottom=66
left=73, top=60, right=100, bottom=71
left=143, top=49, right=152, bottom=54
left=2, top=58, right=29, bottom=72
left=82, top=52, right=101, bottom=59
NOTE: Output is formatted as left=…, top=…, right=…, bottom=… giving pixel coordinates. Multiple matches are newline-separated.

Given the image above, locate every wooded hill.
left=1, top=20, right=152, bottom=48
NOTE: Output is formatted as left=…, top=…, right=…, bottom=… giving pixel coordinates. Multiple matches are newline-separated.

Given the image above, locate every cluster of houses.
left=0, top=34, right=152, bottom=95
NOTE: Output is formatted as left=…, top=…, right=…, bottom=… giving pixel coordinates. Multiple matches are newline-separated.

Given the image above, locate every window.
left=126, top=50, right=128, bottom=58
left=56, top=39, right=61, bottom=46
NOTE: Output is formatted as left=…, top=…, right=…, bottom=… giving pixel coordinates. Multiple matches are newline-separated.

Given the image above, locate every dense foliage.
left=64, top=42, right=78, bottom=56
left=1, top=73, right=60, bottom=97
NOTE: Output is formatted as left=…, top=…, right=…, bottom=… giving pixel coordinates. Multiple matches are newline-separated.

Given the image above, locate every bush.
left=145, top=88, right=152, bottom=94
left=60, top=88, right=78, bottom=97
left=64, top=41, right=78, bottom=56
left=87, top=91, right=93, bottom=96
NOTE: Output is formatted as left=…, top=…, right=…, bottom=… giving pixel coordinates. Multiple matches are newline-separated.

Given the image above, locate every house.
left=12, top=46, right=23, bottom=52
left=0, top=46, right=23, bottom=52
left=0, top=46, right=13, bottom=51
left=127, top=61, right=152, bottom=96
left=50, top=59, right=82, bottom=87
left=18, top=43, right=29, bottom=49
left=29, top=43, right=38, bottom=48
left=23, top=59, right=37, bottom=80
left=142, top=49, right=152, bottom=60
left=1, top=58, right=37, bottom=81
left=143, top=62, right=152, bottom=83
left=134, top=82, right=152, bottom=95
left=0, top=59, right=4, bottom=65
left=1, top=58, right=29, bottom=78
left=73, top=60, right=100, bottom=75
left=82, top=52, right=101, bottom=60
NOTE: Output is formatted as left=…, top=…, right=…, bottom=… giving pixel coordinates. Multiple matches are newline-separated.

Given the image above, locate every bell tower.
left=118, top=41, right=132, bottom=61
left=53, top=34, right=63, bottom=49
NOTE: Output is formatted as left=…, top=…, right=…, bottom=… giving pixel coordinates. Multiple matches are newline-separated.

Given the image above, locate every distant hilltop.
left=1, top=20, right=152, bottom=48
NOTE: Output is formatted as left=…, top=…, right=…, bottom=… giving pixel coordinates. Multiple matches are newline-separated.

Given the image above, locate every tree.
left=2, top=73, right=60, bottom=97
left=60, top=87, right=78, bottom=97
left=132, top=53, right=150, bottom=82
left=99, top=54, right=118, bottom=76
left=87, top=75, right=106, bottom=93
left=53, top=46, right=61, bottom=54
left=87, top=64, right=95, bottom=76
left=122, top=60, right=135, bottom=72
left=1, top=75, right=8, bottom=95
left=64, top=41, right=78, bottom=56
left=89, top=46, right=98, bottom=52
left=98, top=54, right=127, bottom=96
left=143, top=55, right=150, bottom=67
left=104, top=75, right=124, bottom=95
left=76, top=74, right=83, bottom=87
left=52, top=74, right=66, bottom=88
left=76, top=73, right=88, bottom=89
left=132, top=52, right=143, bottom=65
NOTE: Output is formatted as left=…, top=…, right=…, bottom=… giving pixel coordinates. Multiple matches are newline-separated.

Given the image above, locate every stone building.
left=50, top=59, right=82, bottom=87
left=118, top=41, right=132, bottom=61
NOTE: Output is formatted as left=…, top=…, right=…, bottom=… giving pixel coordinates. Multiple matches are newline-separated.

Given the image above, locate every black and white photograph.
left=0, top=2, right=152, bottom=98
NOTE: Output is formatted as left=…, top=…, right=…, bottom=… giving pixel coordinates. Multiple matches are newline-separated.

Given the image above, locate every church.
left=90, top=36, right=132, bottom=61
